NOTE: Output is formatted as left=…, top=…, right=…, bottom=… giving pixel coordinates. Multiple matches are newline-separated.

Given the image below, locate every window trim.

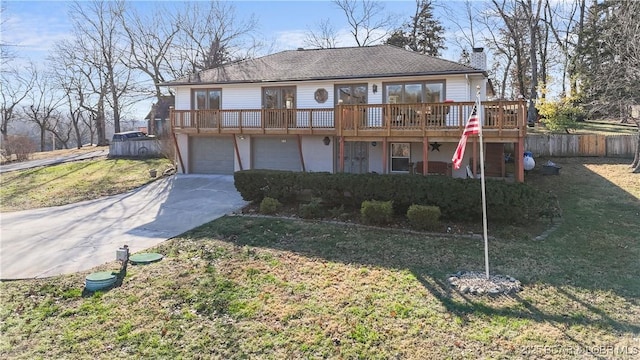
left=335, top=83, right=368, bottom=105
left=390, top=142, right=411, bottom=173
left=192, top=88, right=222, bottom=110
left=382, top=80, right=446, bottom=104
left=262, top=86, right=297, bottom=109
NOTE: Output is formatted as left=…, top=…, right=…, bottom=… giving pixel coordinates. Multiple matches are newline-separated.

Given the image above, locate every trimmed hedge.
left=234, top=170, right=546, bottom=224
left=361, top=200, right=394, bottom=225
left=407, top=204, right=441, bottom=231
left=259, top=197, right=281, bottom=215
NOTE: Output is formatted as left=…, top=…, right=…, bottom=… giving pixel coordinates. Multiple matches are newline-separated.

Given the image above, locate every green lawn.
left=1, top=158, right=638, bottom=359
left=0, top=158, right=173, bottom=212
left=528, top=119, right=638, bottom=135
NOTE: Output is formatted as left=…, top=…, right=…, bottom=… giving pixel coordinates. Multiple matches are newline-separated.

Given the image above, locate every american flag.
left=452, top=101, right=480, bottom=169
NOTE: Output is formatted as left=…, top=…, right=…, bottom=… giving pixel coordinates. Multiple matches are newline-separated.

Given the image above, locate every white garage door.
left=252, top=137, right=301, bottom=171
left=189, top=136, right=234, bottom=174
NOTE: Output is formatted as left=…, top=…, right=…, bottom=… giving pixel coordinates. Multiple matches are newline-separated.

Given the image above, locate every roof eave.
left=159, top=70, right=486, bottom=87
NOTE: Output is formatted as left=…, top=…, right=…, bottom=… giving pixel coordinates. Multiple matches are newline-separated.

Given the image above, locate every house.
left=144, top=95, right=175, bottom=137
left=162, top=45, right=527, bottom=181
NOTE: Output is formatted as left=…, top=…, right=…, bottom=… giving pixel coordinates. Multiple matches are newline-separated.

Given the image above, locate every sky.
left=1, top=0, right=471, bottom=120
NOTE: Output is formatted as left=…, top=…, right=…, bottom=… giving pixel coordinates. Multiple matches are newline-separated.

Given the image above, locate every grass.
left=528, top=119, right=638, bottom=135
left=1, top=158, right=639, bottom=359
left=0, top=157, right=173, bottom=211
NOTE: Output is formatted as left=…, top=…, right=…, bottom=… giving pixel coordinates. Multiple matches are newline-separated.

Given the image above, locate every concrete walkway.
left=0, top=175, right=247, bottom=280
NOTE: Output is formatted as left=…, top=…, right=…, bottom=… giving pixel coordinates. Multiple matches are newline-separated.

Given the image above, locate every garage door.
left=189, top=136, right=234, bottom=174
left=252, top=137, right=301, bottom=171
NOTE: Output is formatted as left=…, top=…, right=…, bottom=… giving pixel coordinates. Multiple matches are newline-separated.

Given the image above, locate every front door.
left=338, top=141, right=369, bottom=174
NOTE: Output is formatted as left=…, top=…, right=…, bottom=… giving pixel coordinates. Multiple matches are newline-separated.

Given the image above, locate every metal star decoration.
left=430, top=142, right=441, bottom=152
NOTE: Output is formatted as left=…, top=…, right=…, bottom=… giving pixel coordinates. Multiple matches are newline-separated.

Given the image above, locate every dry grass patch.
left=0, top=158, right=172, bottom=211
left=1, top=157, right=638, bottom=359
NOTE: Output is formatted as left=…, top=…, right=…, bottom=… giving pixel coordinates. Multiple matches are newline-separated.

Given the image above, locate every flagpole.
left=476, top=86, right=490, bottom=279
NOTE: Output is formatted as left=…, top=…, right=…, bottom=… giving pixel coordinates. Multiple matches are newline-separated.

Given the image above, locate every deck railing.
left=170, top=100, right=526, bottom=137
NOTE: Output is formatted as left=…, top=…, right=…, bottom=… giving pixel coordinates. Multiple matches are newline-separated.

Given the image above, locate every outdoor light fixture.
left=323, top=136, right=331, bottom=146
left=372, top=84, right=378, bottom=93
left=237, top=135, right=245, bottom=140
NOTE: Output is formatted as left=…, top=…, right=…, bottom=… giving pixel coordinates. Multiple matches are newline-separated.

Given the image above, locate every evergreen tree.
left=385, top=0, right=445, bottom=56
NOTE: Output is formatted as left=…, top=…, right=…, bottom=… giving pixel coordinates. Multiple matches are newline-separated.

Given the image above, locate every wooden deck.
left=170, top=100, right=527, bottom=141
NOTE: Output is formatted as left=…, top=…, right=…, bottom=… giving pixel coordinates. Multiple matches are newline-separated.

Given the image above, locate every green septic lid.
left=86, top=271, right=117, bottom=281
left=129, top=252, right=163, bottom=264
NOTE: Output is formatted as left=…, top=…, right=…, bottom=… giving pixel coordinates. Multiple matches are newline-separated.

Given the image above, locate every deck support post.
left=297, top=134, right=306, bottom=172
left=423, top=137, right=429, bottom=175
left=232, top=134, right=243, bottom=171
left=339, top=137, right=345, bottom=173
left=382, top=138, right=388, bottom=174
left=516, top=138, right=525, bottom=182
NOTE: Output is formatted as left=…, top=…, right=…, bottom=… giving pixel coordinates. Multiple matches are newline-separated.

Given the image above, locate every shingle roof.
left=163, top=45, right=484, bottom=86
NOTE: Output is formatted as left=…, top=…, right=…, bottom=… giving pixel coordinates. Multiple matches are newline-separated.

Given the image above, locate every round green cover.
left=129, top=252, right=163, bottom=264
left=86, top=271, right=117, bottom=281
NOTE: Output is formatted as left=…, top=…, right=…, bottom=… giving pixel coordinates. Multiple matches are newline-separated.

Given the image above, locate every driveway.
left=0, top=175, right=247, bottom=280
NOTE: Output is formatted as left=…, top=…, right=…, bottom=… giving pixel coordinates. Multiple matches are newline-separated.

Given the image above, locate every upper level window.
left=336, top=84, right=367, bottom=105
left=384, top=81, right=445, bottom=104
left=193, top=89, right=221, bottom=110
left=263, top=86, right=296, bottom=109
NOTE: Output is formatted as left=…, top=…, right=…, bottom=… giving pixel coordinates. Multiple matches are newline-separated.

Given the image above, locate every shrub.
left=259, top=197, right=281, bottom=215
left=536, top=98, right=586, bottom=133
left=299, top=198, right=324, bottom=219
left=1, top=135, right=37, bottom=162
left=406, top=204, right=441, bottom=231
left=360, top=200, right=393, bottom=225
left=234, top=170, right=546, bottom=224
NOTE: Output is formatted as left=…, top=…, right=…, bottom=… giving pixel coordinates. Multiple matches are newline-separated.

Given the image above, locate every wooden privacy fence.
left=109, top=139, right=164, bottom=158
left=525, top=134, right=637, bottom=157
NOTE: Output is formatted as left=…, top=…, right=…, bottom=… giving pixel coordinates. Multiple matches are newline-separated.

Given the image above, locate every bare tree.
left=50, top=51, right=89, bottom=149
left=333, top=0, right=396, bottom=46
left=544, top=0, right=586, bottom=97
left=1, top=63, right=35, bottom=142
left=121, top=4, right=179, bottom=99
left=0, top=2, right=17, bottom=68
left=23, top=71, right=63, bottom=151
left=50, top=38, right=107, bottom=146
left=304, top=18, right=339, bottom=49
left=68, top=0, right=132, bottom=134
left=173, top=1, right=258, bottom=75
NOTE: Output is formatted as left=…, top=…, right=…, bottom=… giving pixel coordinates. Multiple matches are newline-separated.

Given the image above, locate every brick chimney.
left=470, top=47, right=486, bottom=70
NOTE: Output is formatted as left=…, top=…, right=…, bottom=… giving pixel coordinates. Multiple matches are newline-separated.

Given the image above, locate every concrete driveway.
left=0, top=175, right=247, bottom=280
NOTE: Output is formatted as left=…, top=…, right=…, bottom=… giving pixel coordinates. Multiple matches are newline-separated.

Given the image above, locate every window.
left=336, top=84, right=367, bottom=105
left=193, top=89, right=221, bottom=110
left=263, top=86, right=296, bottom=109
left=383, top=81, right=445, bottom=104
left=390, top=143, right=411, bottom=172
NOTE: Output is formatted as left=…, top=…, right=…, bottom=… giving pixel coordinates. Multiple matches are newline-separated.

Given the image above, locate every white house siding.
left=369, top=142, right=383, bottom=173
left=235, top=135, right=251, bottom=170
left=444, top=76, right=469, bottom=101
left=175, top=87, right=191, bottom=110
